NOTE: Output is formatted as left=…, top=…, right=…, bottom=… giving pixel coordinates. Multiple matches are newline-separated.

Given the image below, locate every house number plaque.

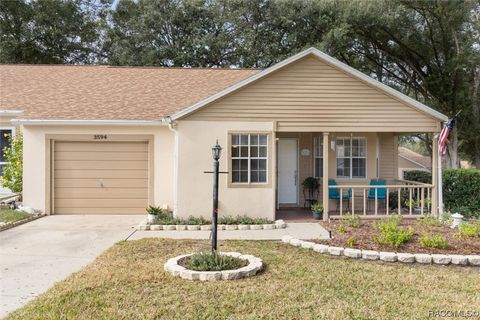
left=93, top=134, right=107, bottom=140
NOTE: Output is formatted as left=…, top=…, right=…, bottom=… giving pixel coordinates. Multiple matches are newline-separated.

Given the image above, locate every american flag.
left=439, top=117, right=456, bottom=155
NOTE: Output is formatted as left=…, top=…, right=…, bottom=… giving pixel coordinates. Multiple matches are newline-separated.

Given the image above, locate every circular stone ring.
left=164, top=252, right=263, bottom=281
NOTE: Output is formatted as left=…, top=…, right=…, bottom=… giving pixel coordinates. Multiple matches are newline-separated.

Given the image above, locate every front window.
left=336, top=137, right=366, bottom=179
left=231, top=134, right=268, bottom=183
left=314, top=137, right=323, bottom=178
left=0, top=128, right=14, bottom=177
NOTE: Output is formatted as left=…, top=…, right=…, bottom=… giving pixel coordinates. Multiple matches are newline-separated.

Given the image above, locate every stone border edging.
left=164, top=252, right=263, bottom=281
left=281, top=235, right=480, bottom=267
left=0, top=214, right=45, bottom=232
left=138, top=219, right=287, bottom=231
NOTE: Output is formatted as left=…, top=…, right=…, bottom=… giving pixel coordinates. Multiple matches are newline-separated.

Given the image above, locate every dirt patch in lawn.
left=317, top=219, right=480, bottom=254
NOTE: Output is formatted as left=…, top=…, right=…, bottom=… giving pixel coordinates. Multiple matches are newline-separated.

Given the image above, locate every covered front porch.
left=275, top=131, right=439, bottom=221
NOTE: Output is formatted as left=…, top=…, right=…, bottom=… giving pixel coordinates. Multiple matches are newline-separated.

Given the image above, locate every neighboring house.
left=398, top=147, right=472, bottom=180
left=398, top=147, right=431, bottom=179
left=0, top=48, right=447, bottom=220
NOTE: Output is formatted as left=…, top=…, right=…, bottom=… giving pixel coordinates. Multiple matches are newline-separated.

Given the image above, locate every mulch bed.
left=317, top=219, right=480, bottom=255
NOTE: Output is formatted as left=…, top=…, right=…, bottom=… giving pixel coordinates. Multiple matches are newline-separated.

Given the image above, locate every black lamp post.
left=211, top=140, right=222, bottom=253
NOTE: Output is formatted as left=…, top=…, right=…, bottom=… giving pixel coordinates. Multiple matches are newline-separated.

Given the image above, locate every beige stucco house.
left=0, top=48, right=447, bottom=220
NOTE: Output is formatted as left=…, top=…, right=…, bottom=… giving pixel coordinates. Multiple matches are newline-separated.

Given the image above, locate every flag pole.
left=438, top=136, right=443, bottom=217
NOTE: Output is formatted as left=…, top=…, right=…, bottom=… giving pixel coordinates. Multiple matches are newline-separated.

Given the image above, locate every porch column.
left=322, top=132, right=329, bottom=221
left=431, top=135, right=439, bottom=218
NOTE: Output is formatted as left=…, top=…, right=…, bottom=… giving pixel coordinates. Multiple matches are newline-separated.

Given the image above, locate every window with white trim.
left=0, top=128, right=14, bottom=177
left=314, top=137, right=323, bottom=178
left=231, top=134, right=268, bottom=183
left=336, top=137, right=367, bottom=179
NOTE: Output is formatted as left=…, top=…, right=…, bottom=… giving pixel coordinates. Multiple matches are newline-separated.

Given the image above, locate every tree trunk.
left=447, top=128, right=460, bottom=169
left=472, top=67, right=480, bottom=168
left=474, top=140, right=480, bottom=168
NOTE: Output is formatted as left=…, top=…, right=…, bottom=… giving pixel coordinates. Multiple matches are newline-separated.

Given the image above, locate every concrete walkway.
left=0, top=215, right=140, bottom=318
left=129, top=223, right=330, bottom=241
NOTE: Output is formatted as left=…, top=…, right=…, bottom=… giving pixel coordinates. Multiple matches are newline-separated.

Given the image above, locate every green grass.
left=186, top=251, right=247, bottom=271
left=0, top=208, right=31, bottom=223
left=7, top=239, right=480, bottom=320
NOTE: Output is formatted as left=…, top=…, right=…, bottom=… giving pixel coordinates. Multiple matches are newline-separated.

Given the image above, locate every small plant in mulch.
left=184, top=252, right=248, bottom=271
left=384, top=214, right=403, bottom=226
left=441, top=212, right=453, bottom=225
left=373, top=216, right=414, bottom=248
left=338, top=224, right=347, bottom=233
left=419, top=233, right=448, bottom=249
left=458, top=222, right=480, bottom=238
left=418, top=215, right=442, bottom=227
left=346, top=236, right=357, bottom=247
left=344, top=213, right=361, bottom=228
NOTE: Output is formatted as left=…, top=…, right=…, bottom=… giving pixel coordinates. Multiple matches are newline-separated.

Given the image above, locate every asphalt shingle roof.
left=0, top=65, right=259, bottom=120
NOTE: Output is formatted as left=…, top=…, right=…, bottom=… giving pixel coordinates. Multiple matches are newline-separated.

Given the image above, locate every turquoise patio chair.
left=368, top=180, right=387, bottom=212
left=328, top=180, right=351, bottom=212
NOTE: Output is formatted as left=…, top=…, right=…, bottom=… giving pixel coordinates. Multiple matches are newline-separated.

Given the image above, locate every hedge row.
left=403, top=170, right=432, bottom=184
left=404, top=169, right=480, bottom=219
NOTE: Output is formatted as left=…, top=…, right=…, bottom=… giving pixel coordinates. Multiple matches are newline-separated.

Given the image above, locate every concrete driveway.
left=0, top=215, right=141, bottom=318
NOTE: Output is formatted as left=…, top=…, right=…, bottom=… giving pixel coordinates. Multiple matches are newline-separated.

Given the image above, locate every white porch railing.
left=327, top=180, right=433, bottom=218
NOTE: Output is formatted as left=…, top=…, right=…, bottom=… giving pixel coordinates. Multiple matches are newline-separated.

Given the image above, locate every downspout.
left=166, top=116, right=179, bottom=217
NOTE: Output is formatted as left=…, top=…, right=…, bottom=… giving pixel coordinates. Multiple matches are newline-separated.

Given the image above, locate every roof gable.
left=173, top=48, right=447, bottom=123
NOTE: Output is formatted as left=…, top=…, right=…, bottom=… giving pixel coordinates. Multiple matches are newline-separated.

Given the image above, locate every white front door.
left=277, top=139, right=298, bottom=205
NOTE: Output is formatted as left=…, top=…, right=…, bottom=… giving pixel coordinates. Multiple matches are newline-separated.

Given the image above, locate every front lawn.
left=7, top=239, right=480, bottom=320
left=0, top=208, right=31, bottom=223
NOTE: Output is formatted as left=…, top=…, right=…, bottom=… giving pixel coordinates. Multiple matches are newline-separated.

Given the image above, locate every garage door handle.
left=99, top=179, right=104, bottom=188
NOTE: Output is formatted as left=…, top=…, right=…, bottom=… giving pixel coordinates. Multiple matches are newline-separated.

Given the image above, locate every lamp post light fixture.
left=211, top=140, right=222, bottom=252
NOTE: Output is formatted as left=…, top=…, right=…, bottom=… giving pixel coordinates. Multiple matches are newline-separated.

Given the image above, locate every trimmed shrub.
left=403, top=170, right=432, bottom=184
left=403, top=169, right=480, bottom=219
left=443, top=169, right=480, bottom=219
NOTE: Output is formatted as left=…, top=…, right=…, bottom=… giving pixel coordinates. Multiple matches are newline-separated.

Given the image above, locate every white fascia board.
left=171, top=47, right=448, bottom=122
left=11, top=119, right=167, bottom=126
left=0, top=110, right=24, bottom=117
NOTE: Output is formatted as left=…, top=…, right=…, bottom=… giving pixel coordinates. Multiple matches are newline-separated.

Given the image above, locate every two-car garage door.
left=53, top=141, right=149, bottom=214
